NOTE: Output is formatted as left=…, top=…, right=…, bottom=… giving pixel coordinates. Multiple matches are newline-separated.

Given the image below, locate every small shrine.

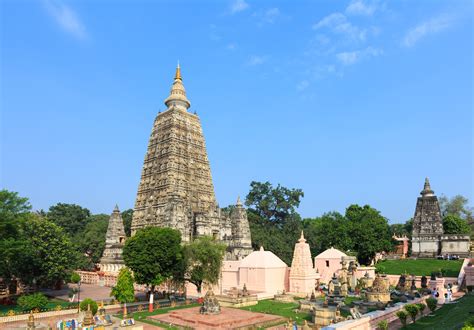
left=365, top=274, right=390, bottom=303
left=200, top=290, right=221, bottom=315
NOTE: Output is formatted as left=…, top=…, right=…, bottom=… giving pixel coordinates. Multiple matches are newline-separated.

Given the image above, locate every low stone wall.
left=76, top=271, right=147, bottom=291
left=385, top=275, right=457, bottom=287
left=323, top=296, right=429, bottom=330
left=0, top=304, right=121, bottom=324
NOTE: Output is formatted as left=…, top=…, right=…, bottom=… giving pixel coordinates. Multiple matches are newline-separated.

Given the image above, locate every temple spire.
left=164, top=64, right=191, bottom=110
left=236, top=196, right=242, bottom=206
left=175, top=62, right=182, bottom=81
left=299, top=230, right=306, bottom=243
left=420, top=177, right=434, bottom=196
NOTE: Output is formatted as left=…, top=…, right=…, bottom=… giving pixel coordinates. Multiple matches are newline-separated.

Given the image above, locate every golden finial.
left=175, top=61, right=181, bottom=80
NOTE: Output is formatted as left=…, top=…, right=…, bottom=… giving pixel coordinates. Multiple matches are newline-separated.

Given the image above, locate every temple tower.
left=131, top=65, right=252, bottom=260
left=99, top=205, right=126, bottom=273
left=289, top=231, right=320, bottom=296
left=411, top=178, right=444, bottom=258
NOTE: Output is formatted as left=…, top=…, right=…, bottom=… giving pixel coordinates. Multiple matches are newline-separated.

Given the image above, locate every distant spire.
left=114, top=204, right=120, bottom=212
left=175, top=62, right=182, bottom=81
left=420, top=177, right=434, bottom=196
left=298, top=230, right=306, bottom=243
left=236, top=196, right=242, bottom=206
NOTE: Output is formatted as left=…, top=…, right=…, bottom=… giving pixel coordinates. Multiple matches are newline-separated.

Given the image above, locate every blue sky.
left=1, top=0, right=472, bottom=223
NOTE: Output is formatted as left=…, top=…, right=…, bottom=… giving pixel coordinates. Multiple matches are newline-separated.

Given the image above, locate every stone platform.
left=150, top=307, right=285, bottom=329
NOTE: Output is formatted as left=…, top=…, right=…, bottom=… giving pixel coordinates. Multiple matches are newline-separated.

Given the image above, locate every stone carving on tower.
left=131, top=65, right=253, bottom=260
left=99, top=205, right=126, bottom=273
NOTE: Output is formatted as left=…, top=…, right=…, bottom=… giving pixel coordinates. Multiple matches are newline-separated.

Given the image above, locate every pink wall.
left=315, top=257, right=342, bottom=284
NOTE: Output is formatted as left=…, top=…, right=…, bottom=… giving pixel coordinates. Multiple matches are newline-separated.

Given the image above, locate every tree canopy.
left=183, top=236, right=226, bottom=293
left=122, top=227, right=183, bottom=291
left=111, top=267, right=135, bottom=303
left=47, top=203, right=91, bottom=236
left=443, top=215, right=471, bottom=235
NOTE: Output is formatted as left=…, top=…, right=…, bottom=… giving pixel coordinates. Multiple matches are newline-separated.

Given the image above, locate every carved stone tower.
left=131, top=65, right=252, bottom=260
left=289, top=231, right=320, bottom=296
left=99, top=205, right=126, bottom=273
left=411, top=178, right=444, bottom=258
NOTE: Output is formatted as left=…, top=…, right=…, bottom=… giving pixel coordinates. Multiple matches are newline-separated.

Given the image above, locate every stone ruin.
left=200, top=290, right=221, bottom=315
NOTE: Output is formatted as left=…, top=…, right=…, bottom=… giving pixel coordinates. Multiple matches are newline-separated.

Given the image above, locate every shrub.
left=70, top=272, right=81, bottom=284
left=426, top=297, right=437, bottom=313
left=377, top=320, right=388, bottom=330
left=404, top=304, right=419, bottom=323
left=416, top=302, right=426, bottom=315
left=396, top=310, right=408, bottom=327
left=465, top=316, right=474, bottom=327
left=79, top=298, right=98, bottom=315
left=17, top=293, right=49, bottom=311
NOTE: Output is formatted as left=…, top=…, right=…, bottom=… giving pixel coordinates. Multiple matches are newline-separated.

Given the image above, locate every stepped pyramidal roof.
left=131, top=65, right=252, bottom=260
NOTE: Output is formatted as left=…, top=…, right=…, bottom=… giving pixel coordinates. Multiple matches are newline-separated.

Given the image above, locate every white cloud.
left=246, top=55, right=266, bottom=66
left=402, top=15, right=453, bottom=47
left=346, top=0, right=377, bottom=16
left=226, top=43, right=237, bottom=50
left=261, top=8, right=280, bottom=24
left=336, top=46, right=383, bottom=65
left=313, top=13, right=367, bottom=41
left=230, top=0, right=249, bottom=14
left=297, top=80, right=310, bottom=91
left=43, top=0, right=86, bottom=40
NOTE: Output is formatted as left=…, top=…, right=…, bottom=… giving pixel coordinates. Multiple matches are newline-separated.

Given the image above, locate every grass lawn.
left=405, top=294, right=474, bottom=329
left=0, top=297, right=75, bottom=315
left=239, top=299, right=311, bottom=325
left=375, top=259, right=463, bottom=277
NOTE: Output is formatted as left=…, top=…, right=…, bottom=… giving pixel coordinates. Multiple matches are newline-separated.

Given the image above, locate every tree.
left=111, top=268, right=135, bottom=303
left=123, top=227, right=183, bottom=292
left=439, top=195, right=473, bottom=220
left=121, top=209, right=133, bottom=237
left=76, top=214, right=109, bottom=266
left=345, top=205, right=392, bottom=265
left=245, top=181, right=304, bottom=225
left=416, top=302, right=426, bottom=315
left=22, top=215, right=78, bottom=288
left=183, top=236, right=226, bottom=294
left=47, top=203, right=91, bottom=236
left=443, top=215, right=471, bottom=235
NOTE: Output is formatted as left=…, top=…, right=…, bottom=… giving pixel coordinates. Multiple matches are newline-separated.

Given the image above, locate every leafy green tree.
left=17, top=293, right=48, bottom=311
left=22, top=215, right=78, bottom=287
left=443, top=215, right=471, bottom=234
left=80, top=298, right=98, bottom=315
left=439, top=194, right=473, bottom=220
left=183, top=236, right=226, bottom=293
left=345, top=205, right=392, bottom=265
left=245, top=181, right=304, bottom=225
left=416, top=302, right=426, bottom=315
left=47, top=203, right=91, bottom=236
left=0, top=190, right=33, bottom=286
left=111, top=268, right=135, bottom=303
left=123, top=227, right=183, bottom=292
left=121, top=209, right=133, bottom=237
left=76, top=214, right=109, bottom=265
left=70, top=272, right=81, bottom=284
left=303, top=212, right=353, bottom=256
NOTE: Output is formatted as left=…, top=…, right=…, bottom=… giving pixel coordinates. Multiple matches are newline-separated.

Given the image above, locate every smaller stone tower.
left=289, top=231, right=320, bottom=296
left=411, top=178, right=444, bottom=258
left=228, top=197, right=253, bottom=259
left=99, top=205, right=126, bottom=273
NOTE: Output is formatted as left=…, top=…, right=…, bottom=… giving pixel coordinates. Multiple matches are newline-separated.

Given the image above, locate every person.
left=447, top=289, right=452, bottom=302
left=432, top=288, right=438, bottom=298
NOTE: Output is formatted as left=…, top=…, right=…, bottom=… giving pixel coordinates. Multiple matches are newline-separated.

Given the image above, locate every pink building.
left=314, top=247, right=347, bottom=284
